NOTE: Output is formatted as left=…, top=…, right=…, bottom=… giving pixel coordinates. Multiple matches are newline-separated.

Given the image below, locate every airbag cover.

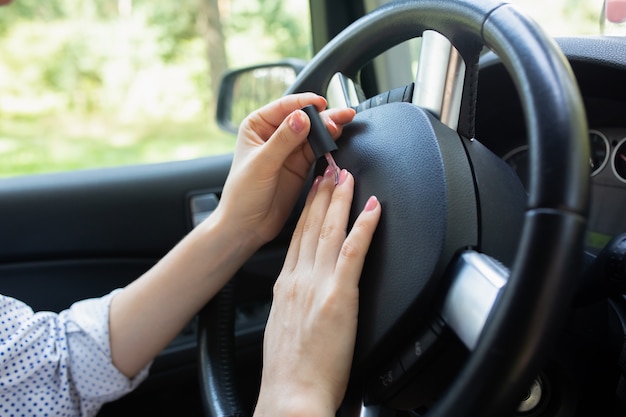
left=333, top=102, right=464, bottom=366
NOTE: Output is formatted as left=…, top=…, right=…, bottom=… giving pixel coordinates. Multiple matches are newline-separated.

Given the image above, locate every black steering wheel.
left=198, top=1, right=590, bottom=416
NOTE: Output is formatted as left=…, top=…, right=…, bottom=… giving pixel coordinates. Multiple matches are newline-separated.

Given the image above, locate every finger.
left=314, top=170, right=355, bottom=268
left=257, top=109, right=313, bottom=173
left=296, top=168, right=337, bottom=267
left=298, top=107, right=357, bottom=164
left=264, top=107, right=356, bottom=168
left=249, top=93, right=327, bottom=139
left=322, top=108, right=357, bottom=139
left=282, top=176, right=322, bottom=271
left=334, top=196, right=382, bottom=288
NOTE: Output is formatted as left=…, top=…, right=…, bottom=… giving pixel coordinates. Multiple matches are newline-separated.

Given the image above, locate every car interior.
left=1, top=0, right=626, bottom=416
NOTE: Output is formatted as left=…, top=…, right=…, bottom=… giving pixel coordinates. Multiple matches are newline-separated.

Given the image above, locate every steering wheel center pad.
left=334, top=103, right=478, bottom=367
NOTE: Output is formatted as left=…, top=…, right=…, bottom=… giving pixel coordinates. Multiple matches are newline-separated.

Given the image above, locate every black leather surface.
left=334, top=103, right=477, bottom=367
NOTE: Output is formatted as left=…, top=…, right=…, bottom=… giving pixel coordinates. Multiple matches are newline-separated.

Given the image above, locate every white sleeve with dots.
left=0, top=290, right=151, bottom=417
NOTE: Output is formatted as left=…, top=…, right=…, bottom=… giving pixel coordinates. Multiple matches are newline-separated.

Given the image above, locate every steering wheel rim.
left=199, top=1, right=590, bottom=416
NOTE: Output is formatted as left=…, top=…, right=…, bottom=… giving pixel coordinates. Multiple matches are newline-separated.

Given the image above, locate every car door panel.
left=0, top=155, right=231, bottom=263
left=0, top=155, right=236, bottom=416
left=0, top=148, right=302, bottom=416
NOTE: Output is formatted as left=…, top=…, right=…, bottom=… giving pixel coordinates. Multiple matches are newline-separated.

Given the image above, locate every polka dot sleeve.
left=0, top=290, right=151, bottom=417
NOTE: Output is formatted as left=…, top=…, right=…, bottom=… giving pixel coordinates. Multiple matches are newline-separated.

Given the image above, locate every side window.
left=0, top=0, right=311, bottom=178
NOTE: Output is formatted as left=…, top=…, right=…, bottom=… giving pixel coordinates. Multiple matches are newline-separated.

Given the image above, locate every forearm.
left=109, top=208, right=259, bottom=378
left=108, top=94, right=355, bottom=380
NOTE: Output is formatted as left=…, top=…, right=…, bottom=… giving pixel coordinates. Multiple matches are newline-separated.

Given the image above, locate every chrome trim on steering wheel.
left=412, top=30, right=465, bottom=131
left=327, top=72, right=363, bottom=109
left=441, top=250, right=509, bottom=350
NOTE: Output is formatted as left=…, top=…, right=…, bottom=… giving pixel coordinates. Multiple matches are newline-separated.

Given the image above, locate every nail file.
left=302, top=105, right=340, bottom=184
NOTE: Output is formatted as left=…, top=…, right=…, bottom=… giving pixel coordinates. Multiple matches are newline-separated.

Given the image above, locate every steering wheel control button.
left=367, top=359, right=406, bottom=404
left=354, top=83, right=414, bottom=113
left=365, top=320, right=449, bottom=405
left=398, top=327, right=439, bottom=373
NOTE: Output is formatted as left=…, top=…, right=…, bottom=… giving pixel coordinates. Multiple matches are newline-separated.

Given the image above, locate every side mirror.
left=216, top=60, right=306, bottom=133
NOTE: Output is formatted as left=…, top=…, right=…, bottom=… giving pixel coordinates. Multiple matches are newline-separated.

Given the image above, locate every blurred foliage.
left=0, top=0, right=603, bottom=178
left=511, top=0, right=603, bottom=35
left=143, top=0, right=199, bottom=62
left=0, top=0, right=65, bottom=31
left=227, top=0, right=311, bottom=60
left=0, top=114, right=235, bottom=177
left=0, top=0, right=311, bottom=177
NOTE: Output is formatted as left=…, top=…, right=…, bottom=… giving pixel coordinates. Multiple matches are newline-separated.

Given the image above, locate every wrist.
left=254, top=391, right=336, bottom=417
left=197, top=205, right=263, bottom=257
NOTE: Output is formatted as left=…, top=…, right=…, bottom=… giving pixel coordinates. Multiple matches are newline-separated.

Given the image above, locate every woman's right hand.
left=212, top=93, right=356, bottom=252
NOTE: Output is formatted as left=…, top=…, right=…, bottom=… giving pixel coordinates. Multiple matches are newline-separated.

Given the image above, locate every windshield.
left=511, top=0, right=605, bottom=36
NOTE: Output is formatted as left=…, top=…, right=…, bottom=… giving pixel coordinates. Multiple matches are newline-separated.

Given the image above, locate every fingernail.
left=364, top=196, right=379, bottom=212
left=311, top=176, right=322, bottom=193
left=337, top=169, right=349, bottom=185
left=290, top=110, right=305, bottom=133
left=326, top=117, right=338, bottom=134
left=324, top=165, right=334, bottom=178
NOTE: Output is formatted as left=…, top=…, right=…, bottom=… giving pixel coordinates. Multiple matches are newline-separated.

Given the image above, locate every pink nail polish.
left=364, top=196, right=379, bottom=212
left=337, top=169, right=349, bottom=185
left=311, top=176, right=322, bottom=192
left=324, top=153, right=340, bottom=185
left=290, top=111, right=305, bottom=133
left=326, top=117, right=338, bottom=133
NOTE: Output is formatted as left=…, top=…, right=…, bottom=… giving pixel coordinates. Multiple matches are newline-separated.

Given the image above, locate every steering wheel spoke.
left=327, top=72, right=365, bottom=108
left=440, top=250, right=509, bottom=351
left=413, top=30, right=466, bottom=131
left=359, top=403, right=394, bottom=417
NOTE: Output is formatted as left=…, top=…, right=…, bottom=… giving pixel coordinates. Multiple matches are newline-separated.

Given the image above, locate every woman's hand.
left=110, top=93, right=354, bottom=379
left=214, top=93, right=356, bottom=250
left=254, top=167, right=381, bottom=417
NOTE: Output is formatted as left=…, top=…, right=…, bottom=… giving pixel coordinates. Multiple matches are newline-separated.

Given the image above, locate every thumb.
left=261, top=109, right=312, bottom=167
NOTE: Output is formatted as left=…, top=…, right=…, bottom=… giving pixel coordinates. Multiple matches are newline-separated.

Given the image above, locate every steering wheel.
left=198, top=1, right=590, bottom=416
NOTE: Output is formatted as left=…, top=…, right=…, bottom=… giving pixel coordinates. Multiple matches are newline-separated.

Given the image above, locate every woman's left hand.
left=254, top=167, right=381, bottom=417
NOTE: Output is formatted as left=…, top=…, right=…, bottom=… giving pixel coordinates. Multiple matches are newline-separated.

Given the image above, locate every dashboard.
left=579, top=128, right=626, bottom=254
left=475, top=36, right=626, bottom=256
left=501, top=128, right=626, bottom=255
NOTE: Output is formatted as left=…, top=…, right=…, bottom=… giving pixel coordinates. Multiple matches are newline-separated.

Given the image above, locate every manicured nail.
left=326, top=117, right=338, bottom=134
left=311, top=176, right=322, bottom=193
left=290, top=110, right=305, bottom=133
left=337, top=169, right=349, bottom=185
left=324, top=165, right=334, bottom=178
left=364, top=196, right=379, bottom=212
